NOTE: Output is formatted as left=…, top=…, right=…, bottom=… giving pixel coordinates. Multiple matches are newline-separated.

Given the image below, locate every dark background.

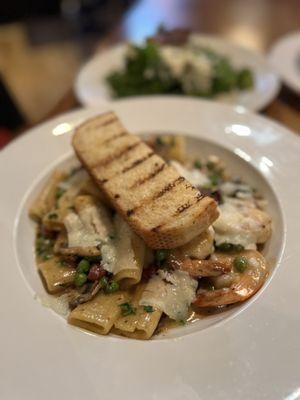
left=0, top=0, right=299, bottom=145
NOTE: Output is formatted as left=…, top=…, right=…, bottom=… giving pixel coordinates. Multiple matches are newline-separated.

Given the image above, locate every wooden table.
left=39, top=0, right=300, bottom=135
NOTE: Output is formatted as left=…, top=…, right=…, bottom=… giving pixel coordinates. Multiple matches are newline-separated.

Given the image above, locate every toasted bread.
left=72, top=112, right=218, bottom=249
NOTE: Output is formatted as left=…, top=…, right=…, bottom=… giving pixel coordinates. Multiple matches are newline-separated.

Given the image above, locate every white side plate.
left=269, top=31, right=300, bottom=94
left=75, top=34, right=280, bottom=111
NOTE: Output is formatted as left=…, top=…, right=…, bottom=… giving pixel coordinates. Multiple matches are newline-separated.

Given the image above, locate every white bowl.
left=1, top=97, right=300, bottom=400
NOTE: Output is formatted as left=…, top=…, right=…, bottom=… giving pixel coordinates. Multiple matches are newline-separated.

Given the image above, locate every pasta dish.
left=29, top=113, right=271, bottom=340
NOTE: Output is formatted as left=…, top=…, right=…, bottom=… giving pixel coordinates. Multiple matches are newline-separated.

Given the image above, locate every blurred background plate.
left=74, top=34, right=280, bottom=111
left=268, top=31, right=300, bottom=95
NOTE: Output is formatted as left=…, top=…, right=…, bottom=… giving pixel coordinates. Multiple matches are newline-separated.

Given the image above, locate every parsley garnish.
left=143, top=305, right=154, bottom=313
left=120, top=302, right=136, bottom=316
left=36, top=236, right=54, bottom=260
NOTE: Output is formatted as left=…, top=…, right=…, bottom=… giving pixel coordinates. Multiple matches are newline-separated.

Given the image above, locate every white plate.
left=75, top=34, right=280, bottom=111
left=1, top=97, right=300, bottom=400
left=268, top=31, right=300, bottom=94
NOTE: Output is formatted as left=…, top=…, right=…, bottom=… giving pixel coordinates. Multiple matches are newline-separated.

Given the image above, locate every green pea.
left=194, top=160, right=202, bottom=169
left=77, top=259, right=90, bottom=273
left=74, top=272, right=87, bottom=287
left=233, top=256, right=248, bottom=273
left=209, top=173, right=221, bottom=186
left=105, top=281, right=119, bottom=294
left=216, top=242, right=244, bottom=253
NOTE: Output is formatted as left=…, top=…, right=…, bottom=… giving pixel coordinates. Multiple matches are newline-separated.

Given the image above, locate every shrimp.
left=167, top=228, right=230, bottom=278
left=213, top=198, right=272, bottom=249
left=168, top=227, right=231, bottom=278
left=170, top=255, right=232, bottom=278
left=193, top=250, right=268, bottom=307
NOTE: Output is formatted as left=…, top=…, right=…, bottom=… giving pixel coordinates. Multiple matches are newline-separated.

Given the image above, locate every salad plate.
left=268, top=31, right=300, bottom=94
left=75, top=34, right=280, bottom=111
left=1, top=96, right=300, bottom=399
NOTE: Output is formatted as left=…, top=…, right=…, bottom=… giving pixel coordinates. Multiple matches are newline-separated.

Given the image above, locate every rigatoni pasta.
left=38, top=257, right=76, bottom=294
left=113, top=285, right=162, bottom=340
left=29, top=170, right=67, bottom=221
left=68, top=291, right=129, bottom=335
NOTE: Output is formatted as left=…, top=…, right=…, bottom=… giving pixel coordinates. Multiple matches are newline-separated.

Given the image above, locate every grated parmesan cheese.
left=139, top=270, right=197, bottom=321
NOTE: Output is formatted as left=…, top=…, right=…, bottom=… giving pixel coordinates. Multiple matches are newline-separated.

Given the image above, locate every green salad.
left=106, top=40, right=254, bottom=98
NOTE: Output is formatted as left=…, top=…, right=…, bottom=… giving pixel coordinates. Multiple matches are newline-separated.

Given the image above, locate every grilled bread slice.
left=72, top=112, right=218, bottom=249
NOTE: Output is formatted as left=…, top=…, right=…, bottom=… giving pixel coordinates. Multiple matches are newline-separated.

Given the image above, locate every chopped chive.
left=143, top=305, right=154, bottom=313
left=120, top=302, right=136, bottom=316
left=100, top=276, right=109, bottom=289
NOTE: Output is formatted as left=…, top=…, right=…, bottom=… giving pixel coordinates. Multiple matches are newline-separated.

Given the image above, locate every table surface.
left=25, top=0, right=300, bottom=135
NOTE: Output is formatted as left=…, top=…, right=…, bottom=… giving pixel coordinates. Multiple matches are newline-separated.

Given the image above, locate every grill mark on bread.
left=149, top=193, right=207, bottom=232
left=130, top=163, right=165, bottom=188
left=174, top=194, right=206, bottom=216
left=154, top=176, right=185, bottom=200
left=98, top=178, right=108, bottom=185
left=102, top=131, right=127, bottom=145
left=94, top=142, right=140, bottom=168
left=126, top=209, right=134, bottom=217
left=98, top=116, right=118, bottom=127
left=176, top=202, right=192, bottom=214
left=196, top=192, right=205, bottom=202
left=122, top=151, right=154, bottom=174
left=126, top=177, right=186, bottom=217
left=151, top=224, right=162, bottom=233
